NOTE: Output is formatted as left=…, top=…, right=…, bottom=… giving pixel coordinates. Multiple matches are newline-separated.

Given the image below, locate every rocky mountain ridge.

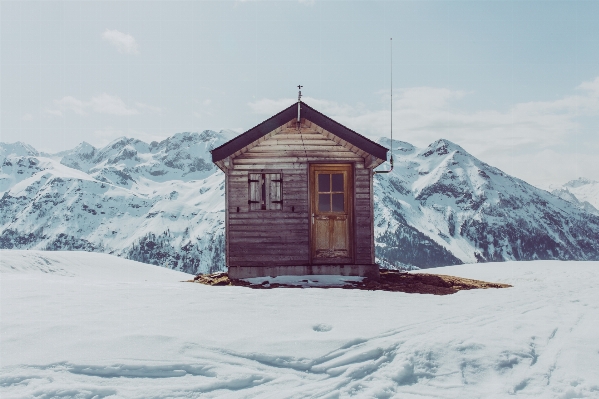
left=374, top=138, right=599, bottom=267
left=549, top=178, right=599, bottom=216
left=2, top=133, right=599, bottom=273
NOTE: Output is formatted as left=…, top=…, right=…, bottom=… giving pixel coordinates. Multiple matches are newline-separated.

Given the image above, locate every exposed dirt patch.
left=187, top=269, right=511, bottom=295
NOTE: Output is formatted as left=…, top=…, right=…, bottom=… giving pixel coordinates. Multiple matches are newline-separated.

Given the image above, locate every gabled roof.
left=211, top=102, right=388, bottom=162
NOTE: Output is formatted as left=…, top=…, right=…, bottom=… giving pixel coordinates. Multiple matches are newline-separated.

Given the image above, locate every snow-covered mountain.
left=2, top=134, right=599, bottom=273
left=549, top=177, right=599, bottom=216
left=374, top=138, right=599, bottom=266
left=0, top=132, right=231, bottom=274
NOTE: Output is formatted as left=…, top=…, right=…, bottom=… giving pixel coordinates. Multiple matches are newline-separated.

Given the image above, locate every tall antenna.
left=374, top=38, right=394, bottom=175
left=297, top=85, right=308, bottom=160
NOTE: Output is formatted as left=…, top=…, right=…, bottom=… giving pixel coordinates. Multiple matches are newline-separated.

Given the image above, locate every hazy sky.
left=2, top=1, right=598, bottom=188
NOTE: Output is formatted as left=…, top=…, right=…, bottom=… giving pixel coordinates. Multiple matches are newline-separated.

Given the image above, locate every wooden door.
left=310, top=164, right=353, bottom=264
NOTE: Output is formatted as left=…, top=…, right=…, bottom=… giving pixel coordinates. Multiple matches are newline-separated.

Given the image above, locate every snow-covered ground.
left=2, top=250, right=598, bottom=398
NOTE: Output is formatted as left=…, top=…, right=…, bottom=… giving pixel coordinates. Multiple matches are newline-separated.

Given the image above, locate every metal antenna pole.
left=297, top=85, right=308, bottom=160
left=374, top=38, right=394, bottom=175
left=297, top=84, right=303, bottom=123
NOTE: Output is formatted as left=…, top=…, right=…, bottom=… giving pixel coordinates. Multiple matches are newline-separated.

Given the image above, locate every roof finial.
left=297, top=85, right=303, bottom=124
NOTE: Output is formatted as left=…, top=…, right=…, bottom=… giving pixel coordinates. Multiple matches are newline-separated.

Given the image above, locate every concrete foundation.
left=227, top=264, right=380, bottom=280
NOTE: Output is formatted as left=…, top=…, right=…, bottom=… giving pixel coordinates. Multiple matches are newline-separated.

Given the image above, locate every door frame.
left=308, top=163, right=355, bottom=264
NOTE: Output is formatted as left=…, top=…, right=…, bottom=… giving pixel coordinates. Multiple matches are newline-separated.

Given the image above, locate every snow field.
left=1, top=250, right=599, bottom=398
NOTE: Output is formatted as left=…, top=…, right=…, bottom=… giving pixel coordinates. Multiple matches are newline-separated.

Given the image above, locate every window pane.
left=249, top=173, right=261, bottom=211
left=318, top=174, right=330, bottom=192
left=318, top=194, right=331, bottom=212
left=268, top=173, right=282, bottom=210
left=332, top=193, right=344, bottom=212
left=332, top=173, right=344, bottom=192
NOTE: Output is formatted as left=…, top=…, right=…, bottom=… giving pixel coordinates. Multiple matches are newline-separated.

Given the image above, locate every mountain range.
left=2, top=132, right=599, bottom=274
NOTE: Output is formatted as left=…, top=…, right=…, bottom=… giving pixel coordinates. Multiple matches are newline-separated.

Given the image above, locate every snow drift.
left=2, top=250, right=598, bottom=398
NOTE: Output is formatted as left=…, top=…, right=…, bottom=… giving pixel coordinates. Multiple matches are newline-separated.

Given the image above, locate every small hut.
left=211, top=99, right=388, bottom=279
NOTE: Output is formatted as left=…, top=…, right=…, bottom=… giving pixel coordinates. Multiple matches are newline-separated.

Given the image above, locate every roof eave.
left=211, top=101, right=388, bottom=163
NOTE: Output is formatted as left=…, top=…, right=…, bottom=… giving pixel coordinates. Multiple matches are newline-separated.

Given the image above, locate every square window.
left=248, top=173, right=282, bottom=210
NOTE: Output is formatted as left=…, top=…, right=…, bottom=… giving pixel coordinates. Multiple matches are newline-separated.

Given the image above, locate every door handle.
left=312, top=213, right=314, bottom=225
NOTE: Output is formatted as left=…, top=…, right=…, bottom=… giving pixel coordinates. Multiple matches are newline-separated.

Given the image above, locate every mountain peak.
left=377, top=137, right=416, bottom=154
left=419, top=139, right=465, bottom=158
left=564, top=177, right=597, bottom=188
left=74, top=141, right=96, bottom=153
left=0, top=141, right=39, bottom=158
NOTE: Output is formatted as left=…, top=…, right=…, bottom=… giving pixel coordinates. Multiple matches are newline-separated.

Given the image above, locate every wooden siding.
left=225, top=120, right=374, bottom=268
left=211, top=102, right=388, bottom=164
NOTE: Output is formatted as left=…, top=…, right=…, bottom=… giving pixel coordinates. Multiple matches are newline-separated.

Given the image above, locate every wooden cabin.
left=211, top=101, right=388, bottom=279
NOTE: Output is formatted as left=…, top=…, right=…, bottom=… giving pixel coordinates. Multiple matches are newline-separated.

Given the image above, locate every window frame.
left=248, top=172, right=283, bottom=211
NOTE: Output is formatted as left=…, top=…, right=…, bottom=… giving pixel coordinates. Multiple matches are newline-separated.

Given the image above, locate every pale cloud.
left=49, top=94, right=161, bottom=117
left=90, top=94, right=138, bottom=115
left=578, top=76, right=599, bottom=96
left=56, top=96, right=87, bottom=115
left=21, top=113, right=33, bottom=121
left=102, top=29, right=139, bottom=55
left=248, top=76, right=599, bottom=187
left=135, top=102, right=163, bottom=114
left=44, top=109, right=63, bottom=117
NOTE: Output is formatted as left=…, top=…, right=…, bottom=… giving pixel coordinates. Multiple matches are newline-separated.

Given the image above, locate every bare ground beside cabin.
left=187, top=269, right=511, bottom=295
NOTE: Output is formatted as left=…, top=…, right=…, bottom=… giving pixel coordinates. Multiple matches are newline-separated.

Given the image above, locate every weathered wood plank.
left=229, top=256, right=309, bottom=263
left=235, top=158, right=363, bottom=166
left=227, top=188, right=249, bottom=196
left=355, top=225, right=371, bottom=232
left=229, top=260, right=309, bottom=267
left=233, top=163, right=307, bottom=170
left=356, top=253, right=373, bottom=260
left=229, top=218, right=307, bottom=225
left=239, top=151, right=363, bottom=159
left=230, top=252, right=308, bottom=259
left=356, top=233, right=372, bottom=241
left=228, top=207, right=309, bottom=214
left=230, top=212, right=308, bottom=220
left=229, top=170, right=306, bottom=178
left=230, top=239, right=309, bottom=247
left=247, top=145, right=352, bottom=153
left=256, top=140, right=337, bottom=147
left=268, top=133, right=328, bottom=140
left=230, top=230, right=308, bottom=237
left=275, top=198, right=308, bottom=205
left=215, top=160, right=227, bottom=171
left=230, top=245, right=309, bottom=253
left=229, top=225, right=307, bottom=233
left=283, top=191, right=309, bottom=197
